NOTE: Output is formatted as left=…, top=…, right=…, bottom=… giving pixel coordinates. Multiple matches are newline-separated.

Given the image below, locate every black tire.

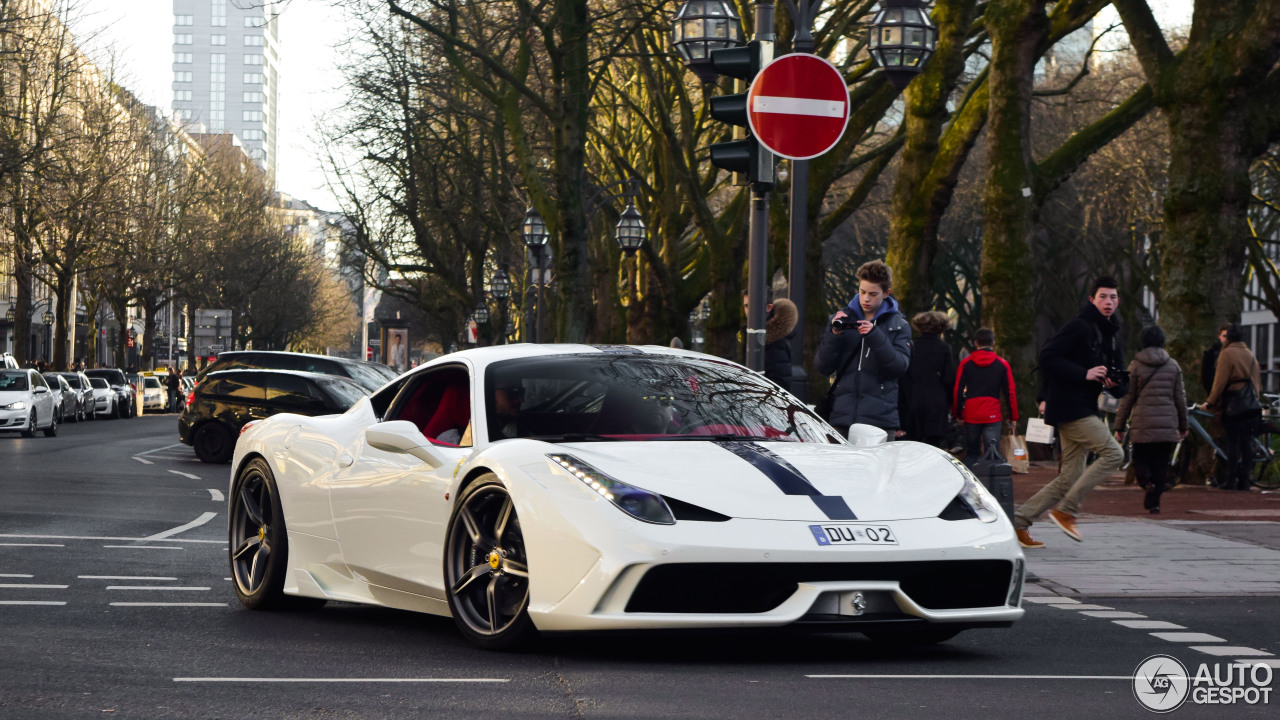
left=862, top=628, right=963, bottom=645
left=43, top=412, right=57, bottom=437
left=229, top=457, right=322, bottom=610
left=21, top=413, right=35, bottom=438
left=194, top=422, right=235, bottom=464
left=443, top=475, right=534, bottom=650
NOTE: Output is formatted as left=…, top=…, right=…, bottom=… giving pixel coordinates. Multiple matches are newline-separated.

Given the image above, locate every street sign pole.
left=744, top=2, right=775, bottom=374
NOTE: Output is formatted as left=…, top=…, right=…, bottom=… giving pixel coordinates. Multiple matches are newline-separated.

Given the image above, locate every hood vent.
left=662, top=495, right=731, bottom=522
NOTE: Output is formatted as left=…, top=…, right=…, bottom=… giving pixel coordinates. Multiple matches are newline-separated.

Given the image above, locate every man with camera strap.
left=1013, top=276, right=1130, bottom=548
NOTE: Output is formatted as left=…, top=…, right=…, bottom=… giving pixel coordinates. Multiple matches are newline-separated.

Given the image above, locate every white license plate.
left=809, top=523, right=898, bottom=546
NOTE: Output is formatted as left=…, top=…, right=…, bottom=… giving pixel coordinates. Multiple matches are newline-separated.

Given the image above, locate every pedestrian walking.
left=1014, top=276, right=1129, bottom=547
left=813, top=260, right=912, bottom=438
left=1200, top=322, right=1263, bottom=491
left=953, top=327, right=1018, bottom=463
left=1112, top=325, right=1188, bottom=513
left=899, top=310, right=955, bottom=447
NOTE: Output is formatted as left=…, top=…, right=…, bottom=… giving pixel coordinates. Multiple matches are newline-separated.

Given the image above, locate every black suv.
left=84, top=368, right=136, bottom=419
left=179, top=369, right=368, bottom=464
left=196, top=351, right=394, bottom=393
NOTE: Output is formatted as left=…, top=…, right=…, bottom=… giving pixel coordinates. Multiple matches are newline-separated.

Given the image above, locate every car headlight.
left=944, top=455, right=1001, bottom=523
left=548, top=454, right=675, bottom=525
left=3, top=401, right=27, bottom=411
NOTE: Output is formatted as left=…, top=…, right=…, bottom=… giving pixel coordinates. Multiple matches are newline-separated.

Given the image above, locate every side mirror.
left=366, top=420, right=448, bottom=468
left=847, top=423, right=887, bottom=447
left=33, top=385, right=48, bottom=394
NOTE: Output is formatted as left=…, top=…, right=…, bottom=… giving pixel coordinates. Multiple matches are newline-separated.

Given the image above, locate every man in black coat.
left=1014, top=276, right=1129, bottom=548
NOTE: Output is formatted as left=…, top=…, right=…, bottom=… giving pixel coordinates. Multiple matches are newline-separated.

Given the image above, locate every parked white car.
left=141, top=376, right=166, bottom=412
left=88, top=377, right=116, bottom=418
left=0, top=368, right=58, bottom=437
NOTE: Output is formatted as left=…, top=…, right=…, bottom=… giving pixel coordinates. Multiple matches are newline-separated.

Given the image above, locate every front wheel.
left=443, top=475, right=534, bottom=649
left=21, top=413, right=35, bottom=438
left=43, top=412, right=57, bottom=437
left=229, top=457, right=320, bottom=610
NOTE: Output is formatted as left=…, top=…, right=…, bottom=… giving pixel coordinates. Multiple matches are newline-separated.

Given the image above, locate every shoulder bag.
left=815, top=343, right=859, bottom=423
left=1223, top=378, right=1262, bottom=422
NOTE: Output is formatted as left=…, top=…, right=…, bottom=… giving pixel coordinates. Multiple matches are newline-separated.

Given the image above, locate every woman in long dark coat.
left=899, top=311, right=955, bottom=447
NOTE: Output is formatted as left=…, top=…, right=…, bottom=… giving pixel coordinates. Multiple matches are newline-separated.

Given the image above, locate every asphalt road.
left=1, top=415, right=1276, bottom=719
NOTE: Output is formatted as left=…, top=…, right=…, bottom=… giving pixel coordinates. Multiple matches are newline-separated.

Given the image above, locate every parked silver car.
left=54, top=372, right=96, bottom=422
left=88, top=377, right=117, bottom=418
left=42, top=373, right=79, bottom=424
left=0, top=368, right=57, bottom=437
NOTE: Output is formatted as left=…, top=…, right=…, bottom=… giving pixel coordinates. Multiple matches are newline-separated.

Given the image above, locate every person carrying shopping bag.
left=1112, top=325, right=1187, bottom=513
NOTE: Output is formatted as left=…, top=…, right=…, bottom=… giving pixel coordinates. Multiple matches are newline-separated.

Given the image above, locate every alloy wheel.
left=445, top=482, right=530, bottom=640
left=229, top=465, right=274, bottom=597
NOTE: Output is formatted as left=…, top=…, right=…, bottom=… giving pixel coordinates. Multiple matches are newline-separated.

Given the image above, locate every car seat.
left=420, top=383, right=471, bottom=446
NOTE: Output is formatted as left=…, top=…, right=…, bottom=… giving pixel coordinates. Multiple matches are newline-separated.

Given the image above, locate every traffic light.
left=707, top=40, right=774, bottom=188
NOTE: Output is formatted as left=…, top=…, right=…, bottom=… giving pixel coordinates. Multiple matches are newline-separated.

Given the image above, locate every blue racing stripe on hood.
left=713, top=441, right=857, bottom=520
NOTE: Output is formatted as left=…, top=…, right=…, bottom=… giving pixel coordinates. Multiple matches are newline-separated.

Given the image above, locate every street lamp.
left=868, top=0, right=938, bottom=89
left=672, top=0, right=745, bottom=85
left=522, top=207, right=550, bottom=343
left=41, top=310, right=54, bottom=325
left=491, top=268, right=510, bottom=301
left=614, top=203, right=647, bottom=256
left=473, top=303, right=490, bottom=325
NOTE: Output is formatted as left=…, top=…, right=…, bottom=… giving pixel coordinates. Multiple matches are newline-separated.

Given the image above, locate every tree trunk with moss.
left=1114, top=0, right=1280, bottom=387
left=980, top=0, right=1049, bottom=392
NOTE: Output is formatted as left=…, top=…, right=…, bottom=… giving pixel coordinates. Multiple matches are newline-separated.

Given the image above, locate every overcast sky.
left=66, top=1, right=1196, bottom=214
left=71, top=0, right=352, bottom=211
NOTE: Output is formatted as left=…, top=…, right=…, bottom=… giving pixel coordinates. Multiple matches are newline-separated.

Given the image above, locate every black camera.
left=831, top=317, right=861, bottom=332
left=1106, top=367, right=1130, bottom=385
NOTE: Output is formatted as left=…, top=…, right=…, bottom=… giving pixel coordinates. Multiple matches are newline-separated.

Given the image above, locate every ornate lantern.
left=672, top=0, right=745, bottom=84
left=868, top=0, right=937, bottom=89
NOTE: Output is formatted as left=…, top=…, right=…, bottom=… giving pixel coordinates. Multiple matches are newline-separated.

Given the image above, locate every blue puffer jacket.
left=813, top=296, right=913, bottom=430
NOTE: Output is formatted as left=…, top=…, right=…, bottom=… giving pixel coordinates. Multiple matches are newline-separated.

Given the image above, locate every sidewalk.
left=1014, top=461, right=1280, bottom=598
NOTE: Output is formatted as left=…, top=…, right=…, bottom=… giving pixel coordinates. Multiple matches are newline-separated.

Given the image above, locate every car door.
left=31, top=372, right=53, bottom=425
left=324, top=363, right=474, bottom=598
left=263, top=373, right=329, bottom=417
left=205, top=372, right=267, bottom=429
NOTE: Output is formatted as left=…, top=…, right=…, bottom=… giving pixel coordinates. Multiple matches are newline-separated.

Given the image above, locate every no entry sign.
left=747, top=53, right=851, bottom=161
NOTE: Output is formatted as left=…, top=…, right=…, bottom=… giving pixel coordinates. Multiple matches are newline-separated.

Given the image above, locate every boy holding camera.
left=814, top=260, right=912, bottom=438
left=1013, top=276, right=1129, bottom=548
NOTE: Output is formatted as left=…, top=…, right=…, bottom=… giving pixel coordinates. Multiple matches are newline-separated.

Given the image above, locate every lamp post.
left=521, top=207, right=550, bottom=343
left=614, top=202, right=648, bottom=342
left=490, top=267, right=510, bottom=345
left=868, top=0, right=938, bottom=89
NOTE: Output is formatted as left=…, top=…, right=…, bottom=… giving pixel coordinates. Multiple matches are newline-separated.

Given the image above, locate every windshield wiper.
left=525, top=433, right=624, bottom=443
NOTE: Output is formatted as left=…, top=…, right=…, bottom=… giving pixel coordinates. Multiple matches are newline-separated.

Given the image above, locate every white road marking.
left=1079, top=611, right=1146, bottom=619
left=1024, top=597, right=1078, bottom=604
left=1050, top=603, right=1112, bottom=611
left=137, top=442, right=185, bottom=456
left=807, top=674, right=1132, bottom=680
left=143, top=512, right=218, bottom=541
left=106, top=586, right=209, bottom=591
left=1190, top=646, right=1274, bottom=657
left=0, top=584, right=68, bottom=589
left=102, top=545, right=183, bottom=550
left=173, top=677, right=510, bottom=683
left=0, top=601, right=66, bottom=606
left=133, top=457, right=154, bottom=465
left=79, top=576, right=179, bottom=581
left=207, top=489, right=224, bottom=502
left=1238, top=659, right=1280, bottom=668
left=1114, top=620, right=1186, bottom=630
left=751, top=96, right=846, bottom=118
left=1151, top=632, right=1225, bottom=643
left=169, top=470, right=203, bottom=480
left=0, top=543, right=64, bottom=547
left=0, top=533, right=221, bottom=544
left=111, top=597, right=226, bottom=602
left=0, top=574, right=34, bottom=578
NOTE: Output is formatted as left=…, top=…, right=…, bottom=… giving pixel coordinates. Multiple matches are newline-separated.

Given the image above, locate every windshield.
left=0, top=371, right=30, bottom=391
left=340, top=361, right=389, bottom=392
left=484, top=354, right=838, bottom=443
left=144, top=377, right=161, bottom=388
left=86, top=369, right=126, bottom=386
left=90, top=378, right=109, bottom=389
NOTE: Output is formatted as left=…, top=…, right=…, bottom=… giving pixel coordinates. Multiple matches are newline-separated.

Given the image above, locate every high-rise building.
left=171, top=0, right=279, bottom=180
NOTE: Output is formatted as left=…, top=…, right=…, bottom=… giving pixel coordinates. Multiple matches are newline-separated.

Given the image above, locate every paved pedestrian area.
left=1023, top=519, right=1280, bottom=598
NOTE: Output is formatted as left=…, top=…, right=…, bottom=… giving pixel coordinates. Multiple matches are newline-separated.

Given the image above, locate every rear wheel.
left=194, top=422, right=234, bottom=464
left=862, top=628, right=962, bottom=645
left=444, top=475, right=533, bottom=649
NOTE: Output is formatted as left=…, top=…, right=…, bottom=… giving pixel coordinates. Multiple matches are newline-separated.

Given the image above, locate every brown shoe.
left=1048, top=509, right=1082, bottom=542
left=1016, top=529, right=1044, bottom=549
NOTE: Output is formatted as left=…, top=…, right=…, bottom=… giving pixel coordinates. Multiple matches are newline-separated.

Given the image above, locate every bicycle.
left=1172, top=397, right=1280, bottom=489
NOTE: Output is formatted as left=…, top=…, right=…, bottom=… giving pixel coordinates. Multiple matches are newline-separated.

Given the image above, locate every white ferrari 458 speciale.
left=228, top=344, right=1025, bottom=648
